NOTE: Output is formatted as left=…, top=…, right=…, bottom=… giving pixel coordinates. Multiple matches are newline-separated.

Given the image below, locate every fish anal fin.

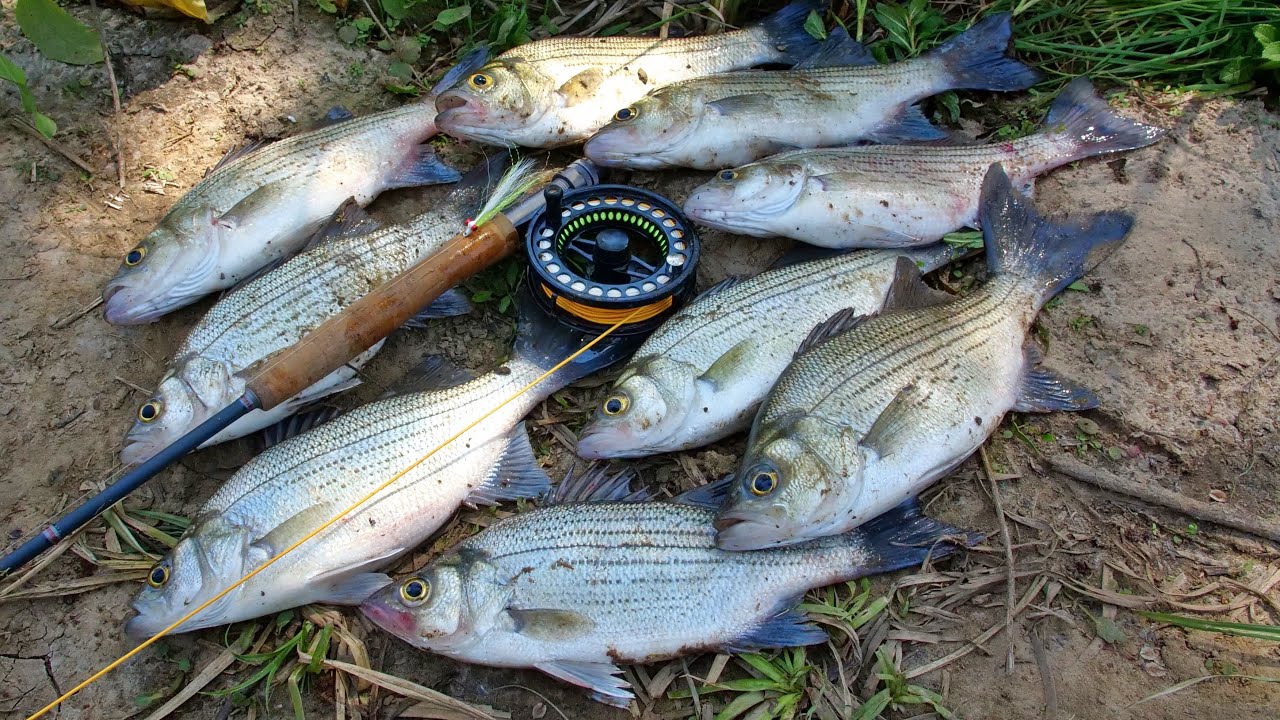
left=534, top=660, right=632, bottom=707
left=1014, top=344, right=1099, bottom=412
left=557, top=68, right=607, bottom=107
left=467, top=424, right=551, bottom=507
left=387, top=146, right=462, bottom=190
left=300, top=197, right=380, bottom=252
left=865, top=104, right=949, bottom=144
left=720, top=604, right=827, bottom=654
left=794, top=307, right=869, bottom=358
left=881, top=256, right=952, bottom=312
left=860, top=382, right=931, bottom=458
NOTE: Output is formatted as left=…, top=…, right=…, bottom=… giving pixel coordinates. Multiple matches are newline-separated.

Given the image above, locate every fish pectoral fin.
left=254, top=503, right=341, bottom=554
left=556, top=68, right=607, bottom=107
left=703, top=338, right=768, bottom=389
left=216, top=180, right=296, bottom=231
left=313, top=572, right=394, bottom=605
left=672, top=475, right=733, bottom=509
left=467, top=424, right=552, bottom=507
left=386, top=146, right=462, bottom=190
left=534, top=660, right=632, bottom=707
left=706, top=93, right=778, bottom=117
left=865, top=104, right=950, bottom=144
left=300, top=198, right=380, bottom=252
left=510, top=608, right=596, bottom=641
left=380, top=356, right=476, bottom=398
left=1014, top=345, right=1099, bottom=413
left=720, top=604, right=827, bottom=654
left=794, top=307, right=871, bottom=357
left=860, top=382, right=932, bottom=459
left=882, top=256, right=953, bottom=311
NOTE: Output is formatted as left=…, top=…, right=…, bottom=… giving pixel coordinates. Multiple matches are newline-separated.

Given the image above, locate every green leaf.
left=15, top=0, right=104, bottom=66
left=1262, top=41, right=1280, bottom=65
left=1255, top=24, right=1277, bottom=46
left=434, top=5, right=471, bottom=27
left=388, top=61, right=414, bottom=81
left=0, top=54, right=26, bottom=85
left=1066, top=280, right=1089, bottom=292
left=316, top=0, right=336, bottom=13
left=803, top=10, right=826, bottom=41
left=1091, top=614, right=1126, bottom=644
left=380, top=0, right=405, bottom=20
left=852, top=689, right=892, bottom=720
left=288, top=667, right=306, bottom=720
left=471, top=289, right=493, bottom=303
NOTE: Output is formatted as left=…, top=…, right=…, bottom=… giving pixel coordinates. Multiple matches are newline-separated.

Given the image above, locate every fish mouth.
left=435, top=91, right=471, bottom=113
left=102, top=280, right=166, bottom=325
left=120, top=435, right=161, bottom=467
left=682, top=201, right=778, bottom=239
left=360, top=600, right=417, bottom=639
left=574, top=429, right=624, bottom=460
left=714, top=510, right=792, bottom=551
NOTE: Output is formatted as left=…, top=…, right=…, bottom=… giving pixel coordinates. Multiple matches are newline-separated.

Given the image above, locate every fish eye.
left=124, top=246, right=146, bottom=266
left=147, top=563, right=170, bottom=588
left=748, top=468, right=779, bottom=496
left=614, top=106, right=638, bottom=122
left=399, top=577, right=431, bottom=606
left=718, top=169, right=737, bottom=182
left=602, top=393, right=630, bottom=416
left=468, top=72, right=493, bottom=90
left=137, top=400, right=162, bottom=423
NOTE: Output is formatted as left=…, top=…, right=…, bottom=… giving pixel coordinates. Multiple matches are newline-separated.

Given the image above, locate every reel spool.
left=524, top=184, right=700, bottom=336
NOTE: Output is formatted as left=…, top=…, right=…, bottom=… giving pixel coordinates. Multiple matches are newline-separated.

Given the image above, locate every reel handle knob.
left=543, top=185, right=563, bottom=234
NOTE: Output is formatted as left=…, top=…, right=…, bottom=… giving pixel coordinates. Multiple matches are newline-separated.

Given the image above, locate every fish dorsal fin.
left=534, top=660, right=632, bottom=707
left=860, top=382, right=931, bottom=458
left=1014, top=343, right=1099, bottom=413
left=558, top=67, right=607, bottom=107
left=881, top=256, right=953, bottom=312
left=259, top=404, right=344, bottom=449
left=380, top=356, right=476, bottom=398
left=672, top=475, right=733, bottom=509
left=794, top=26, right=878, bottom=69
left=300, top=197, right=380, bottom=252
left=551, top=465, right=649, bottom=505
left=206, top=138, right=270, bottom=177
left=794, top=307, right=869, bottom=358
left=770, top=245, right=854, bottom=269
left=695, top=275, right=743, bottom=302
left=510, top=608, right=596, bottom=641
left=467, top=424, right=551, bottom=506
left=312, top=105, right=356, bottom=129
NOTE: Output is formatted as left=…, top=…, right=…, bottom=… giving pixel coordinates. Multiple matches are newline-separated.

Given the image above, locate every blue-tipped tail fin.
left=512, top=283, right=644, bottom=389
left=930, top=12, right=1039, bottom=92
left=1040, top=77, right=1166, bottom=163
left=855, top=498, right=979, bottom=575
left=980, top=163, right=1133, bottom=304
left=754, top=0, right=827, bottom=66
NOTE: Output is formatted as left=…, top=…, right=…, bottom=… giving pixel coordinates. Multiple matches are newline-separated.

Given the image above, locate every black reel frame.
left=523, top=183, right=701, bottom=336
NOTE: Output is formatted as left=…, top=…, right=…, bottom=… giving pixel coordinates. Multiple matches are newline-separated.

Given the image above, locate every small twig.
left=89, top=0, right=125, bottom=188
left=980, top=444, right=1017, bottom=673
left=359, top=0, right=393, bottom=43
left=115, top=375, right=153, bottom=396
left=1047, top=454, right=1280, bottom=543
left=1030, top=623, right=1059, bottom=720
left=9, top=119, right=94, bottom=174
left=51, top=295, right=104, bottom=329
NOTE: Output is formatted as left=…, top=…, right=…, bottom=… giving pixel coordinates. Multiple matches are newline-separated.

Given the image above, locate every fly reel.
left=524, top=184, right=700, bottom=336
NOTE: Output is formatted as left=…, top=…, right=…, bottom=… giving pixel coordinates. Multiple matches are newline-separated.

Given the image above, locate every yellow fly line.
left=26, top=306, right=645, bottom=720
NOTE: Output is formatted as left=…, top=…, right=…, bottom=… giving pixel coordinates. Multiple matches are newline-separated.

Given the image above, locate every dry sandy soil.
left=1, top=4, right=1278, bottom=720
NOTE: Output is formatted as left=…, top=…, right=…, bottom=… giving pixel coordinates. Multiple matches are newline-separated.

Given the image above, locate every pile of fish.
left=102, top=0, right=1168, bottom=709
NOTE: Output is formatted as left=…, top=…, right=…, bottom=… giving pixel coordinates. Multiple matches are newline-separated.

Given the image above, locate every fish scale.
left=576, top=244, right=966, bottom=458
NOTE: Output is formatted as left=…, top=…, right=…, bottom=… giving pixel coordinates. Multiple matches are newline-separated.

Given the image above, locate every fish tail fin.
left=753, top=0, right=826, bottom=66
left=1039, top=77, right=1166, bottom=163
left=428, top=45, right=491, bottom=97
left=854, top=499, right=979, bottom=575
left=981, top=163, right=1134, bottom=304
left=512, top=287, right=642, bottom=392
left=444, top=151, right=514, bottom=218
left=930, top=12, right=1039, bottom=92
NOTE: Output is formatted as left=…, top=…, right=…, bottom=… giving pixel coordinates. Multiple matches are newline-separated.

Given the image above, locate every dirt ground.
left=1, top=4, right=1278, bottom=720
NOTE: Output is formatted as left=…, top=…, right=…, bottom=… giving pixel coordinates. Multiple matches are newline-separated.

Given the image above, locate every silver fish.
left=683, top=77, right=1163, bottom=248
left=125, top=296, right=638, bottom=637
left=360, top=470, right=971, bottom=707
left=101, top=50, right=488, bottom=324
left=117, top=192, right=475, bottom=467
left=576, top=244, right=968, bottom=459
left=434, top=1, right=822, bottom=148
left=714, top=164, right=1133, bottom=551
left=586, top=15, right=1038, bottom=170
